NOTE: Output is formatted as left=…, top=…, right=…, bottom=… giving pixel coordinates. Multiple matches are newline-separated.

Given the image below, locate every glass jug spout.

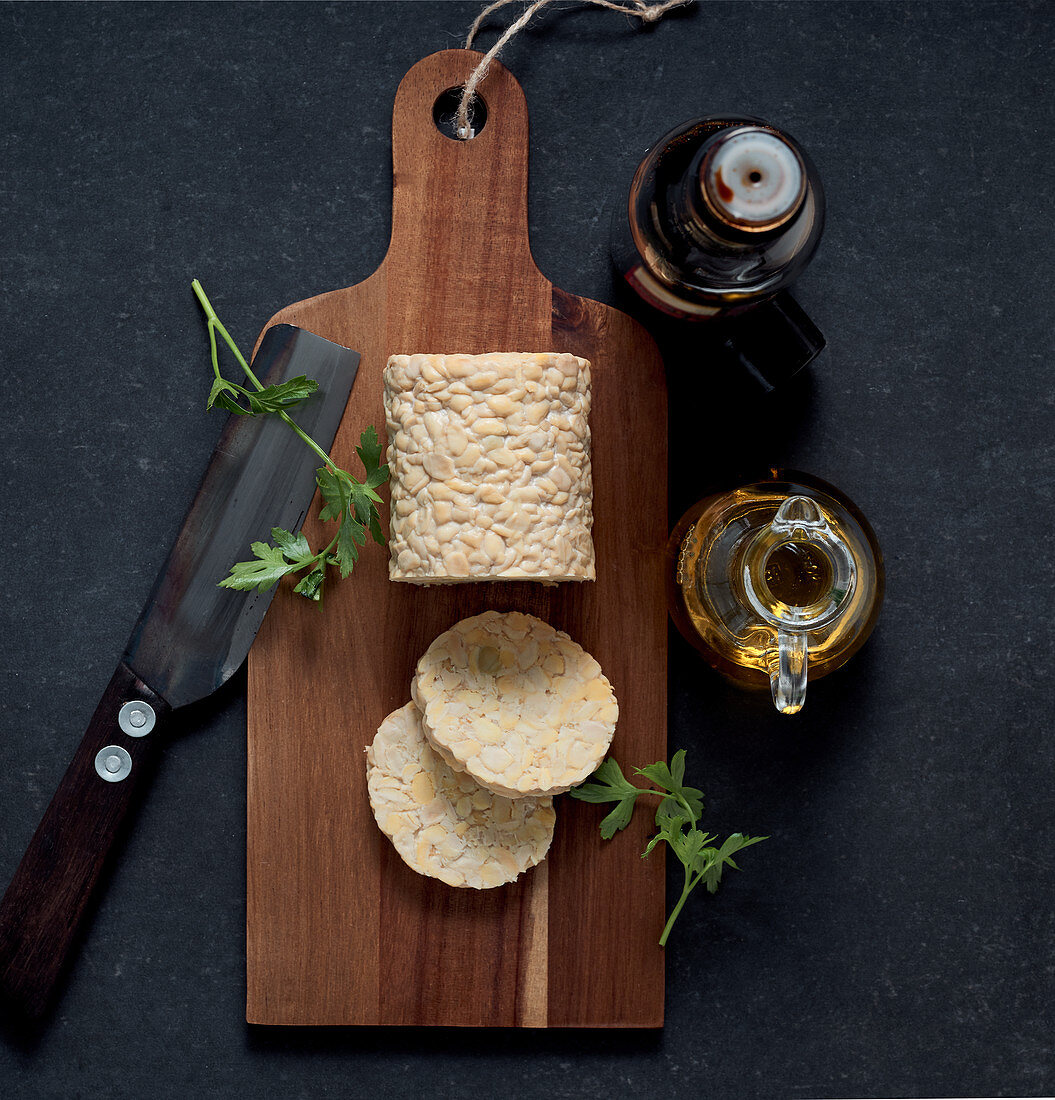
left=741, top=495, right=858, bottom=715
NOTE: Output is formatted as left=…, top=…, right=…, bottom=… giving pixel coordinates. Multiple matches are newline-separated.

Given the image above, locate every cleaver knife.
left=0, top=323, right=359, bottom=1020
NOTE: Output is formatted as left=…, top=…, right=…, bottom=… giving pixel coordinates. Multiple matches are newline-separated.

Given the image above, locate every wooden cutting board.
left=245, top=49, right=668, bottom=1027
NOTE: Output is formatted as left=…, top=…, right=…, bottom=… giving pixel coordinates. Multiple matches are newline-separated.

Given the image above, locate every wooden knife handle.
left=0, top=662, right=169, bottom=1020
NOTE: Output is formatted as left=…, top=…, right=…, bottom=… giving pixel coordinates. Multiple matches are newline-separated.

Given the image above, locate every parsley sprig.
left=192, top=280, right=388, bottom=602
left=570, top=750, right=767, bottom=946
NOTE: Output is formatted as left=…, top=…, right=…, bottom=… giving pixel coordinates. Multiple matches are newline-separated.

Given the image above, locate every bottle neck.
left=683, top=126, right=807, bottom=242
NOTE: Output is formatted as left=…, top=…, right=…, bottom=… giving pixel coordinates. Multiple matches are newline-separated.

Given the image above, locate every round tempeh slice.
left=412, top=610, right=619, bottom=798
left=366, top=701, right=556, bottom=889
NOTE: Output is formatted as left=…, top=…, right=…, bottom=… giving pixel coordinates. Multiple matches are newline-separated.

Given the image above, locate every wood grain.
left=245, top=49, right=667, bottom=1027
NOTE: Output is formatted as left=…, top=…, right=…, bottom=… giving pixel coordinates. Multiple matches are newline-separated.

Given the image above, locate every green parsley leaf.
left=334, top=511, right=366, bottom=578
left=207, top=376, right=251, bottom=414
left=571, top=750, right=767, bottom=946
left=217, top=541, right=297, bottom=592
left=316, top=465, right=349, bottom=524
left=368, top=509, right=385, bottom=547
left=634, top=749, right=704, bottom=823
left=350, top=480, right=381, bottom=526
left=634, top=759, right=676, bottom=790
left=569, top=757, right=644, bottom=839
left=270, top=526, right=312, bottom=563
left=246, top=375, right=319, bottom=414
left=193, top=280, right=390, bottom=603
left=292, top=565, right=326, bottom=602
left=669, top=748, right=686, bottom=789
left=697, top=833, right=768, bottom=894
left=355, top=425, right=384, bottom=477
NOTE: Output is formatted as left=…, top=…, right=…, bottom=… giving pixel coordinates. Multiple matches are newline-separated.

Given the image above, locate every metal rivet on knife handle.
left=94, top=746, right=132, bottom=783
left=118, top=700, right=156, bottom=737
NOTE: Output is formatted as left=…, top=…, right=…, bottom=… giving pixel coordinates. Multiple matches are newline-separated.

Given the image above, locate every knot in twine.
left=455, top=0, right=693, bottom=139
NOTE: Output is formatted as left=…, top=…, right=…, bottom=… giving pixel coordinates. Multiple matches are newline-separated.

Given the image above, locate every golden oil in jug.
left=669, top=471, right=884, bottom=714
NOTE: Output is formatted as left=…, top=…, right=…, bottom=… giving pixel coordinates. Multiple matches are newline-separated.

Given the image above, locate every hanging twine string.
left=455, top=0, right=694, bottom=139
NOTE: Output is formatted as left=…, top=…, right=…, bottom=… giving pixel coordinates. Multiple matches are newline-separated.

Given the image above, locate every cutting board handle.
left=385, top=50, right=538, bottom=284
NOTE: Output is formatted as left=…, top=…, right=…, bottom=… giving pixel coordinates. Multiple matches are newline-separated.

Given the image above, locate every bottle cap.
left=716, top=291, right=825, bottom=393
left=700, top=127, right=806, bottom=232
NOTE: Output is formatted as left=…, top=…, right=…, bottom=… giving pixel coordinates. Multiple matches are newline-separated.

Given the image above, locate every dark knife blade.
left=124, top=323, right=358, bottom=707
left=0, top=323, right=359, bottom=1020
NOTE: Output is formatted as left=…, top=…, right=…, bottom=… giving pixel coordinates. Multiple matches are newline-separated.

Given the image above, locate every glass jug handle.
left=771, top=629, right=808, bottom=715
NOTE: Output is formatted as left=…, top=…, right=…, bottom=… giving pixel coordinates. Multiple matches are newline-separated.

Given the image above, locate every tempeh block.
left=383, top=352, right=595, bottom=584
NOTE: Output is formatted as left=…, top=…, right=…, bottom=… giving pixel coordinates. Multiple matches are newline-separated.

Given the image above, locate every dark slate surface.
left=1, top=2, right=1052, bottom=1097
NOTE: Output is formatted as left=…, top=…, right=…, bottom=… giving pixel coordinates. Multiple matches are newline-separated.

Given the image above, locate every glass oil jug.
left=669, top=471, right=884, bottom=714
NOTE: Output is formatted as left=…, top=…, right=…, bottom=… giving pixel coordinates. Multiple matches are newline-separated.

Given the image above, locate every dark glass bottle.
left=612, top=116, right=827, bottom=385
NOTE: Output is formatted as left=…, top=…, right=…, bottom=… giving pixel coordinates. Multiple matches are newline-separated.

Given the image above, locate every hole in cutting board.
left=433, top=86, right=488, bottom=140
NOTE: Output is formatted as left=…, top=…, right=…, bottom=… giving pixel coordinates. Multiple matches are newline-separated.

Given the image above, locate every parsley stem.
left=275, top=409, right=335, bottom=469
left=659, top=869, right=701, bottom=947
left=191, top=279, right=336, bottom=471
